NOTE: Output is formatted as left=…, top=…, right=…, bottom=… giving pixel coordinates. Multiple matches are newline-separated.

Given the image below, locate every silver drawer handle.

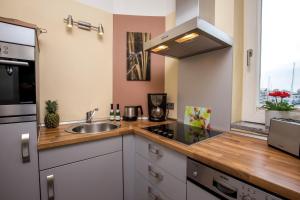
left=148, top=165, right=163, bottom=181
left=47, top=175, right=55, bottom=200
left=148, top=186, right=163, bottom=200
left=21, top=133, right=30, bottom=163
left=148, top=144, right=162, bottom=157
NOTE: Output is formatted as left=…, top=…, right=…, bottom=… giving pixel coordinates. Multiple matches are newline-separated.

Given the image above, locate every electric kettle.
left=123, top=105, right=143, bottom=121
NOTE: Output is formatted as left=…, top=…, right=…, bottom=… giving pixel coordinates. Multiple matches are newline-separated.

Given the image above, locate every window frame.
left=242, top=0, right=264, bottom=123
left=242, top=0, right=300, bottom=124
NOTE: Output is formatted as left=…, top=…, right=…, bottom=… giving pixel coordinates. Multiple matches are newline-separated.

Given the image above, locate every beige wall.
left=215, top=0, right=244, bottom=122
left=0, top=0, right=113, bottom=123
left=215, top=0, right=234, bottom=37
left=165, top=12, right=179, bottom=119
left=232, top=0, right=244, bottom=122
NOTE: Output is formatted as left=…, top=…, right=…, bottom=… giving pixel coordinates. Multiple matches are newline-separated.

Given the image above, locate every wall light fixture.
left=63, top=15, right=104, bottom=36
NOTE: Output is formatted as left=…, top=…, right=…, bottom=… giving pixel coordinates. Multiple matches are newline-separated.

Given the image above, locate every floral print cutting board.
left=184, top=106, right=211, bottom=130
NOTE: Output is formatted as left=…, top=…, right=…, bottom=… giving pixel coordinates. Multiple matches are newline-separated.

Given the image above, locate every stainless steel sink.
left=66, top=122, right=119, bottom=134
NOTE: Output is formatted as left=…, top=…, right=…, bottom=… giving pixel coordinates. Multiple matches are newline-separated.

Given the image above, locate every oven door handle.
left=0, top=59, right=29, bottom=66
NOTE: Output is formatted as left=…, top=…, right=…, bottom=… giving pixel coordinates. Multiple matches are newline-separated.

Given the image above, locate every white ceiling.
left=77, top=0, right=175, bottom=16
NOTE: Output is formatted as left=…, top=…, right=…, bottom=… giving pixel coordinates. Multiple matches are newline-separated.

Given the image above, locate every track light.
left=97, top=24, right=104, bottom=36
left=65, top=15, right=73, bottom=28
left=63, top=15, right=104, bottom=37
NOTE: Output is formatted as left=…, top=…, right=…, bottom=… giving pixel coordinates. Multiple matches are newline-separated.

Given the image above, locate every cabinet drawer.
left=135, top=135, right=186, bottom=182
left=135, top=170, right=171, bottom=200
left=39, top=136, right=122, bottom=170
left=40, top=151, right=123, bottom=200
left=135, top=153, right=186, bottom=200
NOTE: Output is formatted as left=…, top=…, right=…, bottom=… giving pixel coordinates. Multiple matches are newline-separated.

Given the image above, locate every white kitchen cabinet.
left=39, top=136, right=122, bottom=170
left=187, top=181, right=219, bottom=200
left=123, top=134, right=136, bottom=200
left=0, top=122, right=39, bottom=200
left=135, top=170, right=171, bottom=200
left=135, top=135, right=186, bottom=182
left=39, top=137, right=123, bottom=200
left=135, top=135, right=187, bottom=200
left=136, top=153, right=186, bottom=200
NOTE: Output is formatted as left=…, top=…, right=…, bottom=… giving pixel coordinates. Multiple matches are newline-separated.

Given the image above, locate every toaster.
left=268, top=118, right=300, bottom=157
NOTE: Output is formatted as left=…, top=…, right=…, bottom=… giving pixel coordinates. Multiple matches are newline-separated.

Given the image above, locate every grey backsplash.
left=178, top=48, right=233, bottom=131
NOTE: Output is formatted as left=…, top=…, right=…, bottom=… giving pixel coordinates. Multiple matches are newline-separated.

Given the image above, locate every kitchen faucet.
left=86, top=108, right=99, bottom=123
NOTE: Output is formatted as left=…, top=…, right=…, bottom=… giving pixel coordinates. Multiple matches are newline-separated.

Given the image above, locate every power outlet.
left=167, top=102, right=174, bottom=110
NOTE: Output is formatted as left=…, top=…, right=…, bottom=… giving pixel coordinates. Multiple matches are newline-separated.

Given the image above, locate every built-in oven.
left=0, top=41, right=36, bottom=123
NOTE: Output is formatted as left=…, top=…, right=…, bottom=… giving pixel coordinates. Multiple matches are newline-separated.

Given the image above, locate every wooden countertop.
left=38, top=120, right=173, bottom=150
left=38, top=120, right=300, bottom=199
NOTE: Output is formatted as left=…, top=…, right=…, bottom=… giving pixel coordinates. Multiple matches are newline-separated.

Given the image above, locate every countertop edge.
left=38, top=128, right=133, bottom=150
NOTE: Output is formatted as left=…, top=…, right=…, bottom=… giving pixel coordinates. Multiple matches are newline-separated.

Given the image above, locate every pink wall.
left=113, top=14, right=165, bottom=117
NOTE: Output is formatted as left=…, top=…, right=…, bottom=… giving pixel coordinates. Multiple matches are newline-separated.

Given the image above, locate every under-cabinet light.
left=175, top=33, right=199, bottom=43
left=152, top=45, right=169, bottom=52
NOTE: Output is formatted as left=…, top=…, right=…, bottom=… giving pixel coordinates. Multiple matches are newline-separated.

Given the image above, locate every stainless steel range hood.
left=144, top=0, right=233, bottom=59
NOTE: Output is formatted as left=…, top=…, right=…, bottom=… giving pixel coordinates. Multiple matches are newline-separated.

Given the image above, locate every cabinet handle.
left=148, top=144, right=162, bottom=157
left=148, top=186, right=163, bottom=200
left=213, top=178, right=237, bottom=199
left=148, top=165, right=163, bottom=181
left=47, top=175, right=55, bottom=200
left=21, top=133, right=30, bottom=163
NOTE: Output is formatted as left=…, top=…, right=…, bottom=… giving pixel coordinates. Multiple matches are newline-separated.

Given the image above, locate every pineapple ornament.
left=44, top=100, right=60, bottom=128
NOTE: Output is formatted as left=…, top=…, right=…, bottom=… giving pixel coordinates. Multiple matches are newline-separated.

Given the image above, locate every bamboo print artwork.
left=127, top=32, right=151, bottom=81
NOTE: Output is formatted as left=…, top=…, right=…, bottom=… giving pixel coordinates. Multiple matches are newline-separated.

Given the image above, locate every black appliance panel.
left=144, top=122, right=223, bottom=145
left=0, top=61, right=36, bottom=105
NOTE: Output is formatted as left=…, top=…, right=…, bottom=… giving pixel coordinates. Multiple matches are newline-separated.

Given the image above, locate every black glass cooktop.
left=144, top=122, right=223, bottom=145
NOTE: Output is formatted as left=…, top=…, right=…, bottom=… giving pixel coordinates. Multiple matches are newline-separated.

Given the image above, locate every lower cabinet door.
left=135, top=171, right=171, bottom=200
left=40, top=151, right=123, bottom=200
left=187, top=181, right=220, bottom=200
left=0, top=122, right=39, bottom=200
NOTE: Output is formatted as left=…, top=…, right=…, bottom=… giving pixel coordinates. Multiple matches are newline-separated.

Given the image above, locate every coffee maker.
left=148, top=93, right=167, bottom=122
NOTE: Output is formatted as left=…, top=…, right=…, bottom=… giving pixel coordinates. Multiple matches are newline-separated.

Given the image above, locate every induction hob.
left=143, top=122, right=223, bottom=145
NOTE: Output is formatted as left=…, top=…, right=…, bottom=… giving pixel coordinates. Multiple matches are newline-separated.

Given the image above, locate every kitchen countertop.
left=38, top=120, right=300, bottom=199
left=38, top=120, right=173, bottom=150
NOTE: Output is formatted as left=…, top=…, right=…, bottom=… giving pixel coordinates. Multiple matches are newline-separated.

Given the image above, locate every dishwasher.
left=187, top=158, right=284, bottom=200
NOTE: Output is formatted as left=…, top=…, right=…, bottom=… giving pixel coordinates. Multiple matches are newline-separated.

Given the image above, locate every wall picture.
left=127, top=32, right=151, bottom=81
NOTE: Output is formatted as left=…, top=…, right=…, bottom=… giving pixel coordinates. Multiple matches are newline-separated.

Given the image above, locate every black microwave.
left=0, top=41, right=36, bottom=119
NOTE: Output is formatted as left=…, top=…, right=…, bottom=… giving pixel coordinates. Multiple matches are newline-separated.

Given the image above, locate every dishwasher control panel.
left=187, top=158, right=283, bottom=200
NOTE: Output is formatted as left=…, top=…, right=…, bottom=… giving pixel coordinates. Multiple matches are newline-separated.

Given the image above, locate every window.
left=242, top=0, right=300, bottom=123
left=260, top=0, right=300, bottom=107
